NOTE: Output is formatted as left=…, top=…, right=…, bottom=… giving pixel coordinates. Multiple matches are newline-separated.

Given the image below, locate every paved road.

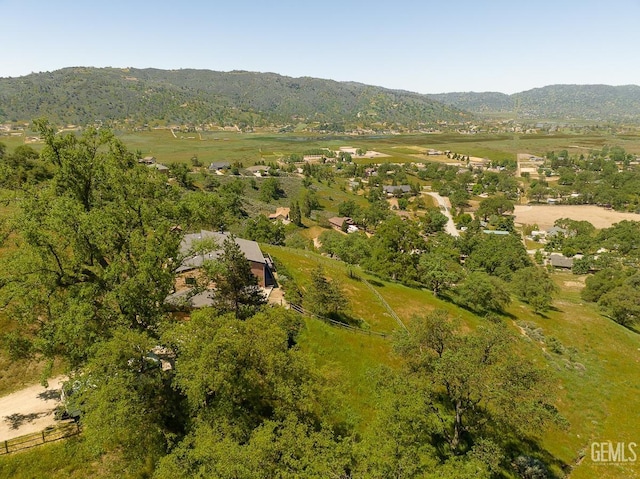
left=425, top=192, right=459, bottom=237
left=0, top=376, right=65, bottom=442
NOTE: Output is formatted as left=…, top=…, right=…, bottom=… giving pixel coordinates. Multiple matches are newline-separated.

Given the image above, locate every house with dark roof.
left=549, top=253, right=574, bottom=269
left=383, top=185, right=412, bottom=196
left=328, top=217, right=358, bottom=233
left=168, top=231, right=274, bottom=309
left=177, top=230, right=273, bottom=287
left=328, top=216, right=352, bottom=231
left=209, top=161, right=230, bottom=171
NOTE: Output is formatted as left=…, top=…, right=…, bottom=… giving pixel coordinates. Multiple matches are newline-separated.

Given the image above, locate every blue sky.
left=1, top=0, right=640, bottom=94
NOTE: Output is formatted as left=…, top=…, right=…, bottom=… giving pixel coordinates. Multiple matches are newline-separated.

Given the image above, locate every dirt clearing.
left=0, top=376, right=65, bottom=441
left=514, top=205, right=639, bottom=230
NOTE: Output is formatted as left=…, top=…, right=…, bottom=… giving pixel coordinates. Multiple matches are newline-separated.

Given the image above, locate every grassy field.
left=117, top=130, right=640, bottom=166
left=0, top=437, right=130, bottom=479
left=5, top=128, right=640, bottom=167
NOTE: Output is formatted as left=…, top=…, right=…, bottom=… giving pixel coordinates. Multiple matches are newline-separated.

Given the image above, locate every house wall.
left=176, top=262, right=270, bottom=291
left=174, top=269, right=210, bottom=292
left=250, top=261, right=267, bottom=287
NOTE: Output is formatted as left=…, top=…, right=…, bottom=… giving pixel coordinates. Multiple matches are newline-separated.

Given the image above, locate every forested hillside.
left=0, top=67, right=468, bottom=128
left=428, top=84, right=640, bottom=121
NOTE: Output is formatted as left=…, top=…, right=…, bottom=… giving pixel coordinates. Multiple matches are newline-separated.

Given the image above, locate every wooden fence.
left=0, top=421, right=80, bottom=455
left=289, top=303, right=389, bottom=338
left=360, top=277, right=408, bottom=333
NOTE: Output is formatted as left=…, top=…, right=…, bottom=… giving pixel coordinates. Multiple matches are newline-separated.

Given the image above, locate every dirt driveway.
left=0, top=376, right=65, bottom=442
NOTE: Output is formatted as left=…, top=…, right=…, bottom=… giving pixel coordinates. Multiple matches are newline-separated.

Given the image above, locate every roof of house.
left=147, top=163, right=169, bottom=171
left=549, top=254, right=574, bottom=268
left=165, top=288, right=215, bottom=309
left=328, top=217, right=352, bottom=228
left=547, top=226, right=567, bottom=236
left=268, top=207, right=290, bottom=220
left=383, top=185, right=411, bottom=193
left=177, top=230, right=265, bottom=273
left=209, top=161, right=230, bottom=170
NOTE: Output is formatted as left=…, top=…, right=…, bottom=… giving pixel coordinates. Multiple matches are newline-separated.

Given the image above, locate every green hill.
left=0, top=67, right=469, bottom=128
left=428, top=84, right=640, bottom=121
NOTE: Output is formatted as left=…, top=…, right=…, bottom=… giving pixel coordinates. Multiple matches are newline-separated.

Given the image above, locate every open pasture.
left=5, top=128, right=640, bottom=168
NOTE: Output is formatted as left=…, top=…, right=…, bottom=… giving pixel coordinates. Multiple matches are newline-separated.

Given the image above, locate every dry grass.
left=514, top=204, right=640, bottom=230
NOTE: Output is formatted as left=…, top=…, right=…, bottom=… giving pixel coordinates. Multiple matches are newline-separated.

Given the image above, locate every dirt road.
left=425, top=192, right=459, bottom=237
left=0, top=376, right=65, bottom=442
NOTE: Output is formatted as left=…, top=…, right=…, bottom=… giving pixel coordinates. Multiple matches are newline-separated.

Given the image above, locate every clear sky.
left=1, top=0, right=639, bottom=94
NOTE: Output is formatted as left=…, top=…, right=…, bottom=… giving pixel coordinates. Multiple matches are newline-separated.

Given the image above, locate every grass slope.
left=266, top=246, right=640, bottom=477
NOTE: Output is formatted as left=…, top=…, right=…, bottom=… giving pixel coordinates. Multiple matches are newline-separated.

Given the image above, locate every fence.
left=0, top=421, right=80, bottom=455
left=289, top=303, right=389, bottom=338
left=360, top=277, right=409, bottom=333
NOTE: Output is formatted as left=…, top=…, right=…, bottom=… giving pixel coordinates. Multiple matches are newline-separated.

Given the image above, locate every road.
left=424, top=191, right=459, bottom=237
left=0, top=376, right=65, bottom=442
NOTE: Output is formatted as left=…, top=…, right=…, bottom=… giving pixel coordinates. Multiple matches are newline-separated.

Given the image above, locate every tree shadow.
left=37, top=389, right=62, bottom=401
left=327, top=312, right=363, bottom=328
left=4, top=412, right=47, bottom=430
left=502, top=435, right=570, bottom=478
left=366, top=279, right=385, bottom=288
left=447, top=298, right=516, bottom=320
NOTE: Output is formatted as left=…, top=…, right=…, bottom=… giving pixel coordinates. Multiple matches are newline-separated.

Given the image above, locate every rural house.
left=167, top=231, right=275, bottom=309
left=147, top=162, right=170, bottom=174
left=209, top=161, right=230, bottom=171
left=176, top=230, right=274, bottom=288
left=548, top=253, right=574, bottom=269
left=383, top=185, right=412, bottom=196
left=268, top=207, right=290, bottom=223
left=328, top=217, right=358, bottom=233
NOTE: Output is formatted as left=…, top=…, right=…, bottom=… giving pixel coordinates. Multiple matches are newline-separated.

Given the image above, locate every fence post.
left=4, top=440, right=7, bottom=454
left=42, top=431, right=46, bottom=443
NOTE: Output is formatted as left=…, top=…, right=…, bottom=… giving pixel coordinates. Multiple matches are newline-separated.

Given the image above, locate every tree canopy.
left=0, top=120, right=182, bottom=366
left=202, top=234, right=266, bottom=319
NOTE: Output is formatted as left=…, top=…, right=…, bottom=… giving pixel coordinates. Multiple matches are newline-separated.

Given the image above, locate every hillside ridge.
left=0, top=67, right=468, bottom=128
left=427, top=83, right=640, bottom=121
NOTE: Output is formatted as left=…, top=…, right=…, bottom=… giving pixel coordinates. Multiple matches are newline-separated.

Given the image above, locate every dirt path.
left=424, top=192, right=459, bottom=237
left=0, top=376, right=65, bottom=442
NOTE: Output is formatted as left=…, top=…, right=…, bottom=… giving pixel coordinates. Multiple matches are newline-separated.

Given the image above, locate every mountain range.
left=427, top=84, right=640, bottom=122
left=1, top=67, right=640, bottom=127
left=0, top=67, right=467, bottom=128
